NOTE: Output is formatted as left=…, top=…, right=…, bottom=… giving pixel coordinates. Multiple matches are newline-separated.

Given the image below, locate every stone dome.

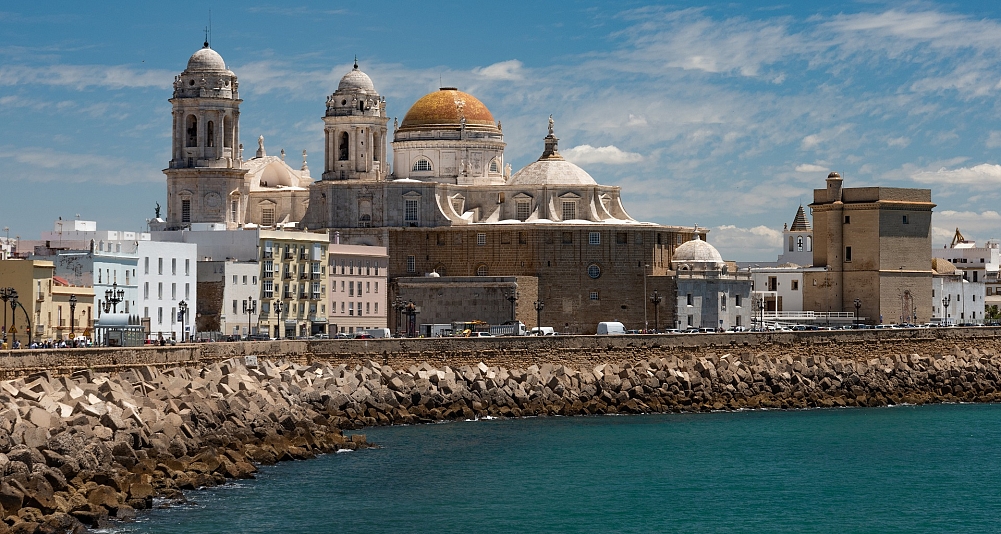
left=186, top=44, right=227, bottom=72
left=338, top=64, right=376, bottom=93
left=400, top=88, right=497, bottom=131
left=509, top=159, right=597, bottom=186
left=673, top=235, right=724, bottom=269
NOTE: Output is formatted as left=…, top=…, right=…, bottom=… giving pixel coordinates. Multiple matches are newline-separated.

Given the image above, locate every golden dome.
left=399, top=88, right=498, bottom=131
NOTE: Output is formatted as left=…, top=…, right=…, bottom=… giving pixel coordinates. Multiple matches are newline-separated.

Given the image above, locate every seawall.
left=2, top=327, right=1001, bottom=380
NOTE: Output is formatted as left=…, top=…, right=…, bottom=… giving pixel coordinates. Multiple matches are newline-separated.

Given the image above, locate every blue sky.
left=3, top=1, right=1001, bottom=260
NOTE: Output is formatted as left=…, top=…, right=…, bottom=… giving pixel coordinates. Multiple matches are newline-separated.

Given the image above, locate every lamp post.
left=943, top=295, right=950, bottom=326
left=0, top=287, right=15, bottom=342
left=854, top=298, right=862, bottom=328
left=533, top=299, right=544, bottom=335
left=403, top=300, right=418, bottom=338
left=243, top=297, right=257, bottom=339
left=69, top=294, right=77, bottom=340
left=505, top=290, right=519, bottom=323
left=392, top=295, right=405, bottom=337
left=103, top=282, right=124, bottom=314
left=643, top=263, right=650, bottom=332
left=177, top=300, right=188, bottom=342
left=274, top=299, right=283, bottom=339
left=8, top=289, right=17, bottom=345
left=650, top=289, right=662, bottom=333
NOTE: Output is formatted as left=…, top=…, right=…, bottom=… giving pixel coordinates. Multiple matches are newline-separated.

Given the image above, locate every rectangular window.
left=366, top=302, right=370, bottom=314
left=791, top=280, right=799, bottom=291
left=687, top=294, right=693, bottom=306
left=231, top=200, right=238, bottom=222
left=341, top=302, right=345, bottom=313
left=735, top=294, right=742, bottom=307
left=158, top=283, right=163, bottom=299
left=262, top=207, right=275, bottom=227
left=721, top=295, right=727, bottom=311
left=687, top=315, right=693, bottom=327
left=252, top=276, right=257, bottom=284
left=144, top=307, right=149, bottom=318
left=736, top=316, right=742, bottom=327
left=844, top=215, right=850, bottom=224
left=358, top=301, right=363, bottom=316
left=185, top=283, right=190, bottom=299
left=845, top=246, right=852, bottom=262
left=158, top=307, right=163, bottom=324
left=171, top=283, right=176, bottom=299
left=562, top=232, right=573, bottom=244
left=158, top=258, right=163, bottom=275
left=374, top=302, right=378, bottom=314
left=788, top=236, right=794, bottom=252
left=405, top=199, right=419, bottom=223
left=233, top=275, right=238, bottom=284
left=902, top=215, right=909, bottom=224
left=562, top=201, right=576, bottom=221
left=616, top=232, right=627, bottom=245
left=349, top=302, right=354, bottom=316
left=233, top=300, right=238, bottom=314
left=144, top=257, right=149, bottom=275
left=477, top=233, right=486, bottom=246
left=242, top=275, right=247, bottom=285
left=516, top=201, right=531, bottom=221
left=407, top=255, right=416, bottom=273
left=171, top=258, right=176, bottom=275
left=263, top=281, right=273, bottom=298
left=590, top=291, right=599, bottom=301
left=589, top=232, right=600, bottom=245
left=144, top=282, right=149, bottom=299
left=185, top=259, right=190, bottom=276
left=171, top=307, right=176, bottom=324
left=375, top=282, right=379, bottom=293
left=182, top=200, right=191, bottom=223
left=349, top=281, right=354, bottom=297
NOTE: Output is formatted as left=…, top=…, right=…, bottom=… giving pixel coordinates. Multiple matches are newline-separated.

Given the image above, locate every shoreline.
left=0, top=340, right=999, bottom=532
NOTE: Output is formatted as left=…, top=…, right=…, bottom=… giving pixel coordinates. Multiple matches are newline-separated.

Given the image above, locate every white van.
left=596, top=321, right=626, bottom=335
left=529, top=326, right=556, bottom=336
left=364, top=328, right=392, bottom=338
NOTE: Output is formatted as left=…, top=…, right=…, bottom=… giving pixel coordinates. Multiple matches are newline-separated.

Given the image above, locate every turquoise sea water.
left=117, top=404, right=1001, bottom=533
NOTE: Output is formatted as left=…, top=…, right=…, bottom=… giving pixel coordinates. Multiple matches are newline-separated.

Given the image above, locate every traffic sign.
left=7, top=326, right=14, bottom=334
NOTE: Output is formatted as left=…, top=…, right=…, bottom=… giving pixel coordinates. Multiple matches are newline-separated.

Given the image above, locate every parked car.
left=468, top=331, right=494, bottom=337
left=353, top=333, right=374, bottom=339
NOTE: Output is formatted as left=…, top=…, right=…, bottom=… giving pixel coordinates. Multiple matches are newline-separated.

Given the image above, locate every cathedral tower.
left=163, top=42, right=248, bottom=229
left=322, top=60, right=389, bottom=181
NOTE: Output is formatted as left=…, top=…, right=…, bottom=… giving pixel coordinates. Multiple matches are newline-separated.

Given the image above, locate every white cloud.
left=472, top=60, right=524, bottom=81
left=795, top=163, right=828, bottom=173
left=0, top=64, right=171, bottom=90
left=0, top=147, right=161, bottom=184
left=886, top=136, right=910, bottom=148
left=911, top=164, right=1001, bottom=186
left=986, top=131, right=1001, bottom=148
left=562, top=144, right=643, bottom=165
left=708, top=224, right=783, bottom=261
left=932, top=210, right=1001, bottom=245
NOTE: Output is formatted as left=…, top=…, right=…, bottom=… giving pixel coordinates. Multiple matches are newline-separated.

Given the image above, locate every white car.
left=468, top=332, right=494, bottom=337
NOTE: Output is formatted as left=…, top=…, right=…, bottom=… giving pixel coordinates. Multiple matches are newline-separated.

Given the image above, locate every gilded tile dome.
left=399, top=88, right=498, bottom=131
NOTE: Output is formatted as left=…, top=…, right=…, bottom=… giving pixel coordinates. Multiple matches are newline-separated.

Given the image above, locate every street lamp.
left=943, top=295, right=951, bottom=326
left=103, top=282, right=124, bottom=314
left=69, top=294, right=77, bottom=340
left=0, top=287, right=15, bottom=342
left=505, top=290, right=519, bottom=323
left=650, top=289, right=662, bottom=333
left=643, top=263, right=650, bottom=332
left=854, top=298, right=862, bottom=328
left=274, top=299, right=283, bottom=339
left=243, top=297, right=257, bottom=339
left=177, top=300, right=188, bottom=342
left=534, top=299, right=544, bottom=335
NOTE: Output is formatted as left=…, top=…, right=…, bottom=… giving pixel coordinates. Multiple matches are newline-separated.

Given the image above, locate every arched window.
left=206, top=121, right=215, bottom=147
left=797, top=236, right=804, bottom=252
left=489, top=159, right=499, bottom=173
left=788, top=236, right=794, bottom=252
left=476, top=264, right=488, bottom=276
left=339, top=132, right=349, bottom=161
left=412, top=158, right=432, bottom=172
left=185, top=115, right=198, bottom=147
left=806, top=236, right=813, bottom=252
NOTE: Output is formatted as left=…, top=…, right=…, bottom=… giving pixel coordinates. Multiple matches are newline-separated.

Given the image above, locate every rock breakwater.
left=1, top=342, right=1000, bottom=532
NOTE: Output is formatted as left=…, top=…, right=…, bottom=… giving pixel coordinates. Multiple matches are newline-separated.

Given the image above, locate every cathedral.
left=162, top=42, right=729, bottom=333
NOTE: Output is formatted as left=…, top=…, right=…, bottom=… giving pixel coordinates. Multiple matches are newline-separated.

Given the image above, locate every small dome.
left=827, top=171, right=842, bottom=179
left=186, top=44, right=227, bottom=72
left=673, top=235, right=724, bottom=269
left=338, top=64, right=376, bottom=93
left=400, top=88, right=497, bottom=131
left=932, top=258, right=957, bottom=275
left=509, top=159, right=597, bottom=186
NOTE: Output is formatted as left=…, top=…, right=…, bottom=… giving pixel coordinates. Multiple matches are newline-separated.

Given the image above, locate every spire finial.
left=353, top=55, right=358, bottom=69
left=203, top=26, right=209, bottom=48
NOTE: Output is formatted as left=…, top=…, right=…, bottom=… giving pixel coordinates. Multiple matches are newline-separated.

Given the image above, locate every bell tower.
left=163, top=41, right=248, bottom=229
left=321, top=60, right=389, bottom=181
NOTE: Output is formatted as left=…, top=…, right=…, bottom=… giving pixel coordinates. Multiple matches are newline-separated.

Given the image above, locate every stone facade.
left=394, top=276, right=538, bottom=332
left=804, top=172, right=935, bottom=325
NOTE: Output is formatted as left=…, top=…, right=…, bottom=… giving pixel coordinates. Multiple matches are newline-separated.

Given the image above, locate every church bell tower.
left=321, top=60, right=389, bottom=181
left=163, top=41, right=248, bottom=229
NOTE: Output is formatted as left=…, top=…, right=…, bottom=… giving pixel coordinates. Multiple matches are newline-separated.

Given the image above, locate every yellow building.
left=257, top=230, right=329, bottom=338
left=0, top=260, right=91, bottom=343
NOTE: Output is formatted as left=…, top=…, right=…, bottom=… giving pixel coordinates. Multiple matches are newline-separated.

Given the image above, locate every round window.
left=588, top=264, right=601, bottom=279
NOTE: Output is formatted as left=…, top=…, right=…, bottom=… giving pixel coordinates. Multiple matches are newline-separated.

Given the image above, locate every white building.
left=933, top=229, right=1000, bottom=312
left=931, top=258, right=985, bottom=325
left=137, top=240, right=198, bottom=341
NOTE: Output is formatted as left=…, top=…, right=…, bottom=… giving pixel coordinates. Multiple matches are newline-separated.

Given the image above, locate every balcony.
left=299, top=293, right=309, bottom=300
left=311, top=272, right=321, bottom=280
left=262, top=271, right=273, bottom=279
left=36, top=292, right=45, bottom=302
left=263, top=251, right=273, bottom=259
left=283, top=273, right=292, bottom=280
left=299, top=273, right=309, bottom=280
left=311, top=293, right=321, bottom=301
